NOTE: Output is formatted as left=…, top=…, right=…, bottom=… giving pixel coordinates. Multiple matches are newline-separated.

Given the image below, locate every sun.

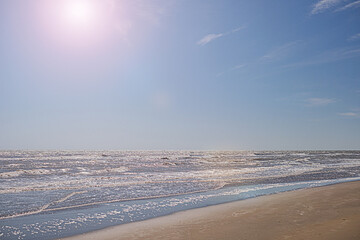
left=36, top=0, right=117, bottom=50
left=62, top=0, right=98, bottom=28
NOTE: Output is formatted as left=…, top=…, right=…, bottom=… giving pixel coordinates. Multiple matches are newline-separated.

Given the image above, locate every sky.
left=0, top=0, right=359, bottom=150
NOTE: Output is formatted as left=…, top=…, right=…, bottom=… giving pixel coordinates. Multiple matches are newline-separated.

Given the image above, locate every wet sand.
left=61, top=181, right=360, bottom=240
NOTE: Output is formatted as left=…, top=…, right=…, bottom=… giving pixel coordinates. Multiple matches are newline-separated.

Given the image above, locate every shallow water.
left=0, top=150, right=359, bottom=239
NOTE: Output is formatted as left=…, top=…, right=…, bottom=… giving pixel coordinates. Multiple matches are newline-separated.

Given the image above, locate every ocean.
left=0, top=150, right=360, bottom=239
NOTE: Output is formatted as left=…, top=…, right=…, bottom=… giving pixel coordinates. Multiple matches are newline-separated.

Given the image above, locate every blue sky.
left=0, top=0, right=359, bottom=150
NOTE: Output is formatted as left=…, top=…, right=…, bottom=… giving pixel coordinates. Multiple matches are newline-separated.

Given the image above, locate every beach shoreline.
left=60, top=180, right=360, bottom=240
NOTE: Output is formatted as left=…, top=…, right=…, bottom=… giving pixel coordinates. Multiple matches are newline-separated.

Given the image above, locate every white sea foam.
left=1, top=150, right=360, bottom=222
left=0, top=169, right=52, bottom=178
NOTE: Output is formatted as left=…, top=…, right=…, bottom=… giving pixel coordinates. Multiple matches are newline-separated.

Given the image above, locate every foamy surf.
left=0, top=150, right=360, bottom=239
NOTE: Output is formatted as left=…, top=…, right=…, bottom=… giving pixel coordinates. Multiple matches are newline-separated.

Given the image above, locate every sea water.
left=0, top=150, right=359, bottom=239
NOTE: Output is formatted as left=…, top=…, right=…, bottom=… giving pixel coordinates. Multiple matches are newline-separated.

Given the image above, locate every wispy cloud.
left=197, top=26, right=246, bottom=46
left=231, top=26, right=245, bottom=33
left=338, top=112, right=358, bottom=116
left=348, top=33, right=360, bottom=41
left=338, top=108, right=360, bottom=118
left=305, top=98, right=337, bottom=106
left=283, top=46, right=360, bottom=68
left=335, top=0, right=360, bottom=12
left=217, top=40, right=300, bottom=78
left=260, top=41, right=300, bottom=62
left=216, top=63, right=246, bottom=77
left=197, top=33, right=224, bottom=46
left=311, top=0, right=344, bottom=15
left=233, top=64, right=246, bottom=69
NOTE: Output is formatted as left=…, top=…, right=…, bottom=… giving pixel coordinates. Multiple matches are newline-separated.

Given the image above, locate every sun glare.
left=62, top=0, right=97, bottom=28
left=36, top=0, right=119, bottom=51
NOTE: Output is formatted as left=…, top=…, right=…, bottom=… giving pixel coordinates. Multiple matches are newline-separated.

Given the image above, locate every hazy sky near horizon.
left=0, top=0, right=359, bottom=150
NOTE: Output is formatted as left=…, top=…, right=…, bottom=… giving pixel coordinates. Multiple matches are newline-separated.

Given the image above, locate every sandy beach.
left=61, top=181, right=360, bottom=240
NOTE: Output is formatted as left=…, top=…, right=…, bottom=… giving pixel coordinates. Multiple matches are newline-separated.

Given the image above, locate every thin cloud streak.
left=260, top=41, right=300, bottom=62
left=338, top=112, right=358, bottom=116
left=197, top=26, right=246, bottom=46
left=218, top=41, right=300, bottom=78
left=338, top=108, right=360, bottom=118
left=233, top=64, right=246, bottom=69
left=282, top=46, right=360, bottom=69
left=197, top=33, right=224, bottom=46
left=335, top=0, right=360, bottom=12
left=232, top=26, right=245, bottom=33
left=216, top=63, right=246, bottom=77
left=349, top=33, right=360, bottom=41
left=311, top=0, right=344, bottom=15
left=305, top=98, right=337, bottom=106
